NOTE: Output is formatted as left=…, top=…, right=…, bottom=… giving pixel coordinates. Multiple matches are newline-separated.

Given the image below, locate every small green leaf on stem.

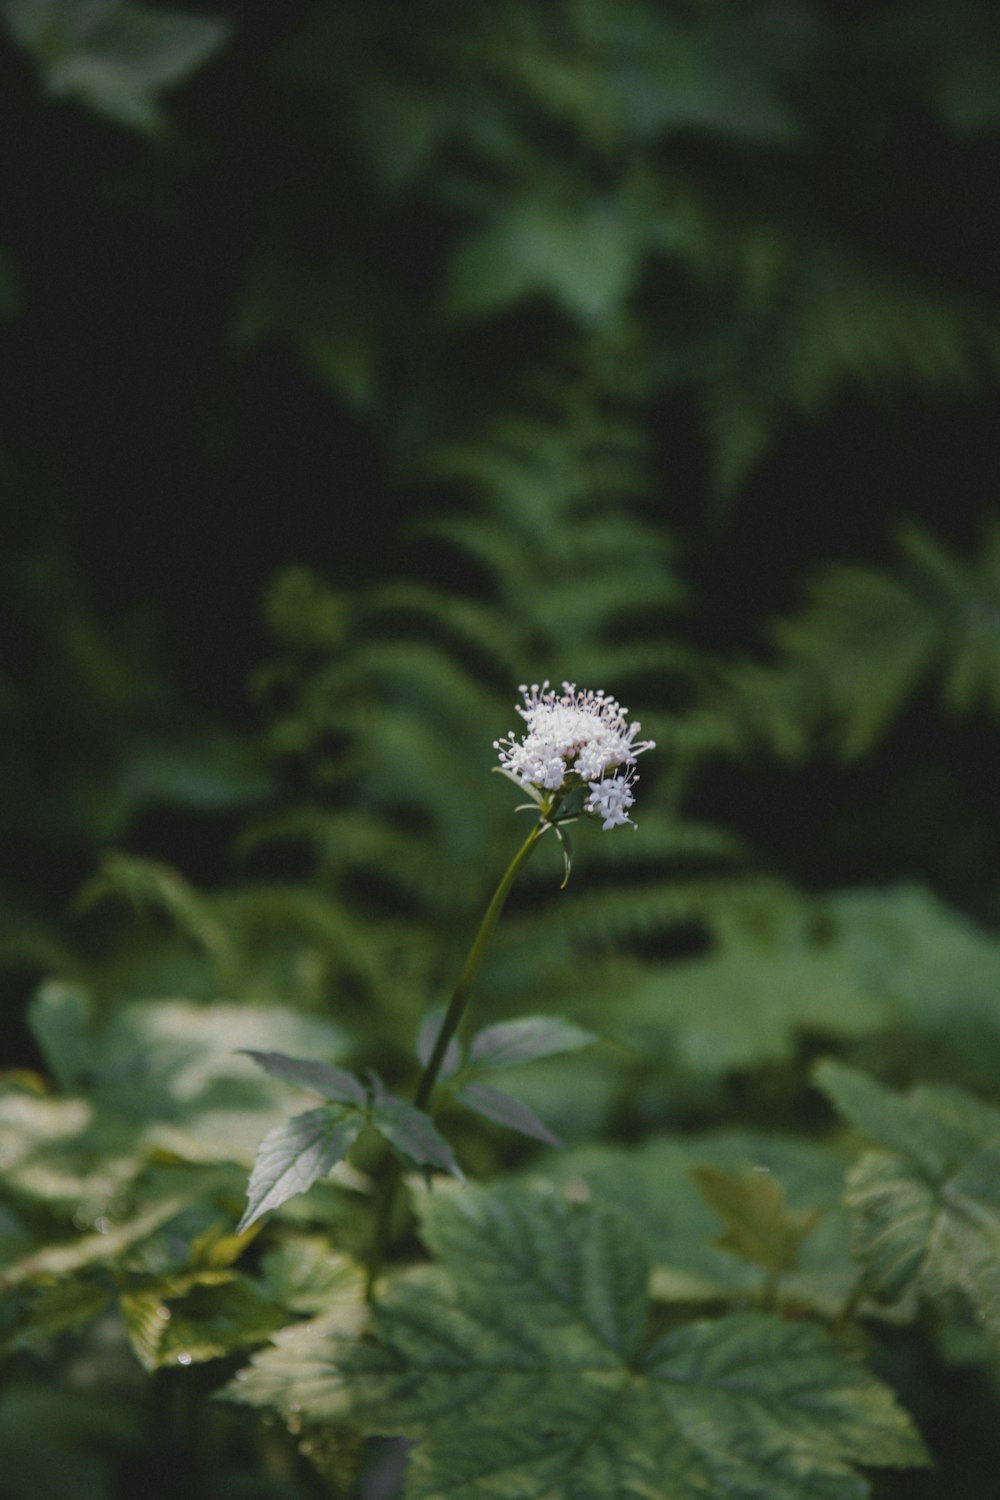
left=239, top=1108, right=365, bottom=1232
left=470, top=1015, right=597, bottom=1069
left=456, top=1082, right=563, bottom=1147
left=241, top=1050, right=367, bottom=1107
left=370, top=1096, right=465, bottom=1182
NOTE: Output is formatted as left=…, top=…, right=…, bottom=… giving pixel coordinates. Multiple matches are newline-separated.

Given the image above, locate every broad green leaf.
left=816, top=1062, right=1000, bottom=1331
left=469, top=1015, right=597, bottom=1069
left=620, top=945, right=887, bottom=1078
left=92, top=999, right=349, bottom=1156
left=415, top=1009, right=461, bottom=1081
left=536, top=1130, right=854, bottom=1311
left=238, top=1108, right=365, bottom=1233
left=369, top=1096, right=465, bottom=1182
left=121, top=1276, right=288, bottom=1370
left=240, top=1049, right=367, bottom=1107
left=690, top=1163, right=820, bottom=1276
left=259, top=1239, right=364, bottom=1315
left=455, top=1081, right=563, bottom=1147
left=245, top=1183, right=925, bottom=1497
left=26, top=982, right=93, bottom=1093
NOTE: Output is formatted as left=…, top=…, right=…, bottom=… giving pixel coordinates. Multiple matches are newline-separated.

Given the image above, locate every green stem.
left=365, top=817, right=548, bottom=1300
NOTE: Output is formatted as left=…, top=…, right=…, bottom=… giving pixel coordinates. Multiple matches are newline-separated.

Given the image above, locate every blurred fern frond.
left=716, top=522, right=1000, bottom=760
left=245, top=362, right=739, bottom=1051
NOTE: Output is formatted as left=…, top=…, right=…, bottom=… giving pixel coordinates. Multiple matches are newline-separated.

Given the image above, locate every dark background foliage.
left=3, top=2, right=1000, bottom=1496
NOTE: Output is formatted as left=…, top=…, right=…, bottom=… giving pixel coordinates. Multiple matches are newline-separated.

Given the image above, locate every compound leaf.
left=816, top=1061, right=1000, bottom=1330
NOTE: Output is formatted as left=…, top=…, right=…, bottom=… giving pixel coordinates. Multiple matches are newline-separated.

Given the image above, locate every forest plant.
left=236, top=680, right=656, bottom=1288
left=218, top=683, right=948, bottom=1500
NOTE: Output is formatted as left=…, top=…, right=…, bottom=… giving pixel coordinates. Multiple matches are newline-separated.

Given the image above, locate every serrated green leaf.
left=264, top=1183, right=925, bottom=1498
left=469, top=1015, right=597, bottom=1069
left=455, top=1081, right=563, bottom=1147
left=239, top=1108, right=365, bottom=1233
left=369, top=1096, right=465, bottom=1182
left=690, top=1163, right=820, bottom=1276
left=815, top=1059, right=964, bottom=1178
left=816, top=1062, right=1000, bottom=1331
left=240, top=1050, right=367, bottom=1107
left=123, top=1277, right=289, bottom=1370
left=259, top=1239, right=364, bottom=1316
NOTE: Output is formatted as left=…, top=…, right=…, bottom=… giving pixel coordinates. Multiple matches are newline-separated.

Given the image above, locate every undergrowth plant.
left=6, top=4, right=1000, bottom=1494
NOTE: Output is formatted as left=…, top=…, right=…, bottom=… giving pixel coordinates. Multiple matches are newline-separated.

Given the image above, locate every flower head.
left=494, top=681, right=654, bottom=829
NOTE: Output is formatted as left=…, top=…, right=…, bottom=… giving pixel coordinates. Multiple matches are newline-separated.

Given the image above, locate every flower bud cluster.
left=495, top=682, right=654, bottom=830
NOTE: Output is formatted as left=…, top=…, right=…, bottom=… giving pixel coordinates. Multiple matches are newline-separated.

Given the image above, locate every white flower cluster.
left=494, top=682, right=654, bottom=830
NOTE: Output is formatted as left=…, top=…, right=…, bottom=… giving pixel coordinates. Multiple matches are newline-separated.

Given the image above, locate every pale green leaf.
left=238, top=1108, right=365, bottom=1233
left=690, top=1163, right=820, bottom=1275
left=240, top=1050, right=367, bottom=1107
left=122, top=1277, right=288, bottom=1371
left=455, top=1082, right=563, bottom=1147
left=816, top=1062, right=1000, bottom=1331
left=469, top=1015, right=598, bottom=1069
left=7, top=0, right=232, bottom=133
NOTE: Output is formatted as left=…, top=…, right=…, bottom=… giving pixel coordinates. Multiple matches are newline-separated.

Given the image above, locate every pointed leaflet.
left=369, top=1095, right=465, bottom=1181
left=240, top=1050, right=367, bottom=1106
left=816, top=1060, right=1000, bottom=1330
left=455, top=1082, right=563, bottom=1147
left=238, top=1108, right=365, bottom=1233
left=469, top=1015, right=597, bottom=1069
left=230, top=1183, right=926, bottom=1498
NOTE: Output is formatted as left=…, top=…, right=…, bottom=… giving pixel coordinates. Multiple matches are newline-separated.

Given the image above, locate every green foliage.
left=5, top=0, right=1000, bottom=1494
left=1, top=0, right=230, bottom=133
left=817, top=1061, right=1000, bottom=1336
left=719, top=525, right=1000, bottom=760
left=230, top=1181, right=927, bottom=1499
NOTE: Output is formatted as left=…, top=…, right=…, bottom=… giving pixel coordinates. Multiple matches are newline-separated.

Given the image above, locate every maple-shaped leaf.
left=228, top=1181, right=927, bottom=1498
left=690, top=1163, right=821, bottom=1276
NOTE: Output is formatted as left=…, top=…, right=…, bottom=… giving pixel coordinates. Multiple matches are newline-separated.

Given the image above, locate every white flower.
left=585, top=773, right=637, bottom=830
left=494, top=681, right=654, bottom=828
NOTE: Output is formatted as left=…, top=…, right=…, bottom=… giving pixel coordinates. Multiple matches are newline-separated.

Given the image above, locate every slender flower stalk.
left=365, top=683, right=653, bottom=1300
left=365, top=820, right=546, bottom=1299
